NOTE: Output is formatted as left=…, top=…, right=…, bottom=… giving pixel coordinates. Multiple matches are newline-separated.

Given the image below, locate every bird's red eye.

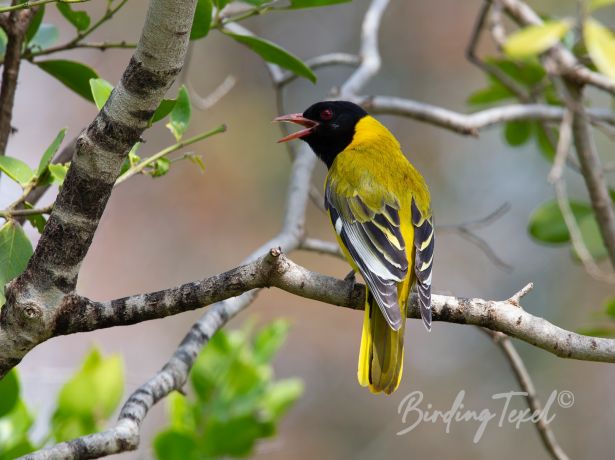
left=320, top=108, right=333, bottom=120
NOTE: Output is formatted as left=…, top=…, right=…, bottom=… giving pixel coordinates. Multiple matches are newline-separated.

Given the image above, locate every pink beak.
left=273, top=113, right=319, bottom=143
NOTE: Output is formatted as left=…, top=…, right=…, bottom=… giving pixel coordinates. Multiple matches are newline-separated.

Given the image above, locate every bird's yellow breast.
left=328, top=115, right=431, bottom=217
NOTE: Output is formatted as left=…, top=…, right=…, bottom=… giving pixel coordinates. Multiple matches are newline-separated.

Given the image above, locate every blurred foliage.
left=467, top=4, right=615, bottom=332
left=153, top=320, right=303, bottom=460
left=0, top=348, right=124, bottom=458
left=0, top=322, right=301, bottom=459
left=578, top=297, right=615, bottom=337
left=51, top=348, right=124, bottom=442
left=0, top=221, right=33, bottom=307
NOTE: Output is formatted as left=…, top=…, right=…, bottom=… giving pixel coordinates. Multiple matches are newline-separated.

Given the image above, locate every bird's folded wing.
left=412, top=199, right=434, bottom=330
left=325, top=179, right=408, bottom=330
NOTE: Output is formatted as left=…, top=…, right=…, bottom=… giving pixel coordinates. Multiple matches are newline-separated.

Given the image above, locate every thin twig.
left=115, top=125, right=226, bottom=185
left=0, top=7, right=37, bottom=155
left=565, top=83, right=615, bottom=271
left=438, top=203, right=513, bottom=271
left=300, top=237, right=344, bottom=258
left=0, top=0, right=88, bottom=14
left=482, top=328, right=570, bottom=460
left=499, top=0, right=615, bottom=95
left=338, top=0, right=389, bottom=96
left=359, top=96, right=614, bottom=136
left=0, top=204, right=53, bottom=219
left=25, top=0, right=129, bottom=59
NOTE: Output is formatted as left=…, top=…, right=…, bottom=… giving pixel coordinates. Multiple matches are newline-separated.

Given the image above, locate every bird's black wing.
left=325, top=179, right=408, bottom=330
left=412, top=199, right=434, bottom=330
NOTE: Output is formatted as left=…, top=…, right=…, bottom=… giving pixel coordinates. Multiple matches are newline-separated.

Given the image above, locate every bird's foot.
left=344, top=269, right=356, bottom=286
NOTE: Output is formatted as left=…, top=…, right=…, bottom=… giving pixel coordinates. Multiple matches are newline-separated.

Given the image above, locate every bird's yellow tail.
left=357, top=291, right=407, bottom=394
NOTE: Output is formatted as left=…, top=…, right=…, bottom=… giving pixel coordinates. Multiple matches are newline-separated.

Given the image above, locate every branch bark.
left=0, top=7, right=36, bottom=155
left=358, top=96, right=614, bottom=136
left=11, top=249, right=615, bottom=364
left=566, top=83, right=615, bottom=270
left=0, top=0, right=197, bottom=376
left=18, top=248, right=614, bottom=459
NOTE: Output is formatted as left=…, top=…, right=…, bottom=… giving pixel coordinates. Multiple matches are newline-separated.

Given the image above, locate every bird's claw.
left=344, top=269, right=356, bottom=286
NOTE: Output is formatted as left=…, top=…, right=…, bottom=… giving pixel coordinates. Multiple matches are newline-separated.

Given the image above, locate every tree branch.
left=357, top=96, right=614, bottom=136
left=0, top=0, right=198, bottom=376
left=498, top=0, right=615, bottom=95
left=565, top=83, right=615, bottom=271
left=0, top=7, right=36, bottom=155
left=338, top=0, right=389, bottom=96
left=11, top=249, right=615, bottom=364
left=482, top=329, right=570, bottom=460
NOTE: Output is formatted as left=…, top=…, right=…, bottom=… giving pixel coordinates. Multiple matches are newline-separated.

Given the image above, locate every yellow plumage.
left=326, top=116, right=431, bottom=394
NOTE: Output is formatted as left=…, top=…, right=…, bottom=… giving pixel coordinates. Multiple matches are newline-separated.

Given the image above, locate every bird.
left=274, top=100, right=434, bottom=395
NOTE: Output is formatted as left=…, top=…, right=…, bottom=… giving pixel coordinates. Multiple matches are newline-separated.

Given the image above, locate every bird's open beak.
left=273, top=113, right=319, bottom=143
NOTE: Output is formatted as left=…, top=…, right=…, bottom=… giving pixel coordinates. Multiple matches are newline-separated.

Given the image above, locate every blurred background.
left=2, top=0, right=615, bottom=458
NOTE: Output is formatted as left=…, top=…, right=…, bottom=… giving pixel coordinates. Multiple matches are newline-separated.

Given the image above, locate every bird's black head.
left=274, top=100, right=368, bottom=168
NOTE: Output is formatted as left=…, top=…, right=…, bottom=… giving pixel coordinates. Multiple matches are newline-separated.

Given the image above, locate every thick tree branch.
left=0, top=0, right=197, bottom=376
left=18, top=248, right=615, bottom=459
left=8, top=249, right=611, bottom=364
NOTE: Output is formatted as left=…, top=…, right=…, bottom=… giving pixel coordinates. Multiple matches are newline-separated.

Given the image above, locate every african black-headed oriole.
left=275, top=101, right=433, bottom=395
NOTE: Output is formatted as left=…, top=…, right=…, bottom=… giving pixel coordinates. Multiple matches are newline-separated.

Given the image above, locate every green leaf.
left=0, top=370, right=20, bottom=418
left=25, top=5, right=45, bottom=45
left=584, top=18, right=615, bottom=83
left=486, top=57, right=547, bottom=86
left=288, top=0, right=352, bottom=8
left=534, top=123, right=556, bottom=161
left=191, top=0, right=213, bottom=40
left=0, top=29, right=7, bottom=59
left=153, top=430, right=199, bottom=460
left=89, top=78, right=113, bottom=110
left=0, top=156, right=34, bottom=186
left=36, top=60, right=98, bottom=102
left=604, top=297, right=615, bottom=319
left=37, top=128, right=67, bottom=178
left=167, top=392, right=195, bottom=431
left=262, top=379, right=303, bottom=419
left=166, top=86, right=191, bottom=141
left=152, top=157, right=170, bottom=177
left=29, top=24, right=59, bottom=51
left=213, top=0, right=231, bottom=9
left=151, top=99, right=177, bottom=124
left=504, top=121, right=532, bottom=146
left=226, top=32, right=317, bottom=83
left=56, top=2, right=91, bottom=31
left=188, top=154, right=206, bottom=173
left=253, top=320, right=290, bottom=364
left=503, top=20, right=572, bottom=59
left=466, top=84, right=514, bottom=106
left=52, top=348, right=124, bottom=442
left=528, top=200, right=593, bottom=244
left=577, top=326, right=615, bottom=337
left=577, top=214, right=608, bottom=260
left=0, top=221, right=33, bottom=307
left=589, top=0, right=615, bottom=11
left=24, top=202, right=47, bottom=234
left=48, top=163, right=68, bottom=185
left=0, top=400, right=34, bottom=458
